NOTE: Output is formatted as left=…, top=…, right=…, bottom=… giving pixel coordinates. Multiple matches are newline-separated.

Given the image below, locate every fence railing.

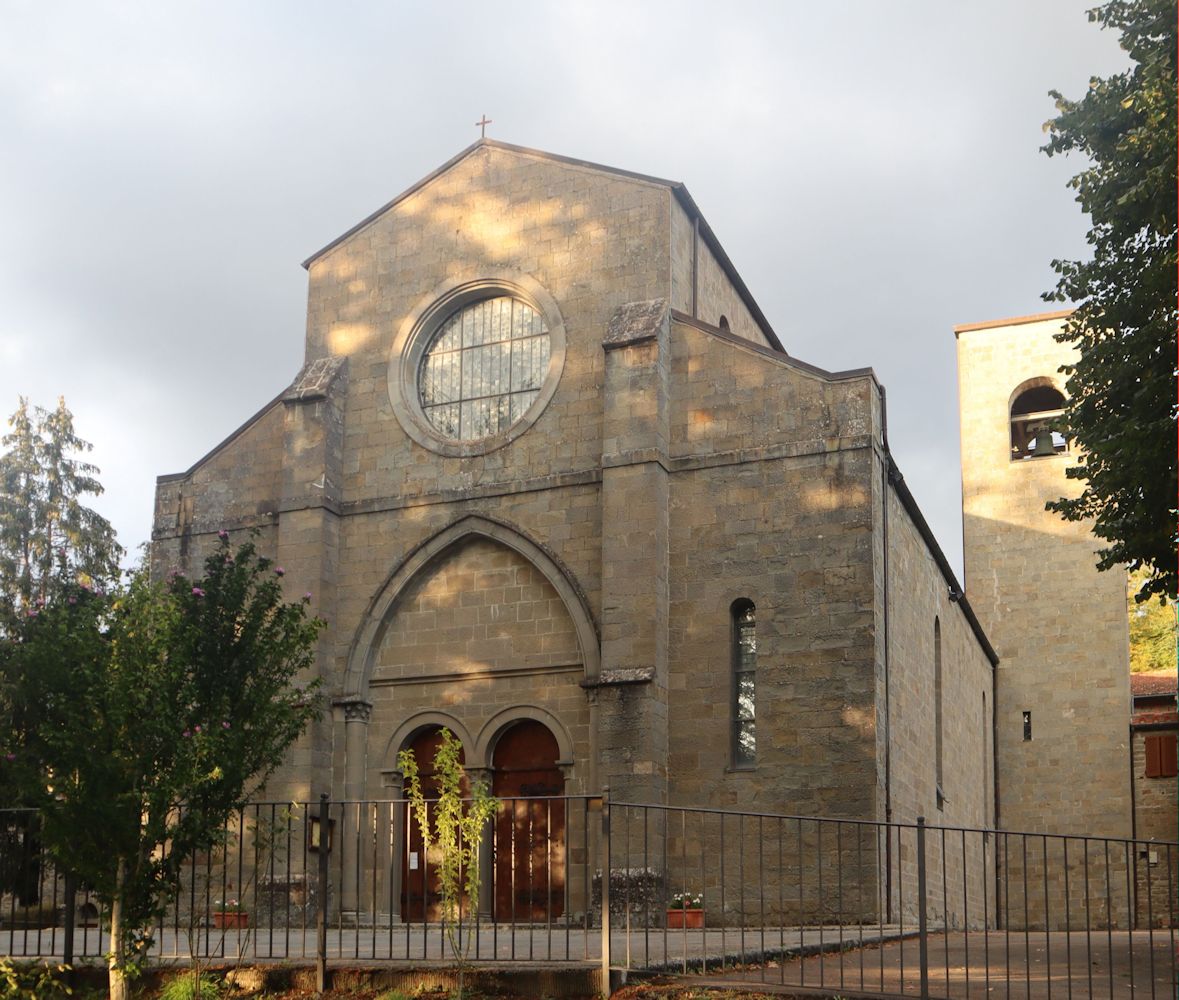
left=605, top=800, right=1177, bottom=1000
left=1, top=795, right=1175, bottom=999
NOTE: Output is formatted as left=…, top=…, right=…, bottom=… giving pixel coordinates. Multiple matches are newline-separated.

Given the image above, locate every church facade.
left=153, top=140, right=1002, bottom=920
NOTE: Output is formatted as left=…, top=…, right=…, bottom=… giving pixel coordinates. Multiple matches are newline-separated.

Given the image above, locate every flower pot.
left=213, top=911, right=249, bottom=929
left=666, top=908, right=704, bottom=929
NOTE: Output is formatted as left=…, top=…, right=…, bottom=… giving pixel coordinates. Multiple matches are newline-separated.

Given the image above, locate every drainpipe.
left=880, top=384, right=893, bottom=923
left=992, top=664, right=1001, bottom=928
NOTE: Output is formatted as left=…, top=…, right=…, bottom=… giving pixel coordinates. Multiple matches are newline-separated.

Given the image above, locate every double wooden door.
left=492, top=720, right=565, bottom=921
left=398, top=721, right=566, bottom=922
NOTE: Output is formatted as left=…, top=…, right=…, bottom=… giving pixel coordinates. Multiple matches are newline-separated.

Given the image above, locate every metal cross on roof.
left=475, top=115, right=492, bottom=138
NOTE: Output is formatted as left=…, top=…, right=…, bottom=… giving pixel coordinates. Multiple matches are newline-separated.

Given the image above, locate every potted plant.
left=666, top=891, right=704, bottom=929
left=212, top=898, right=249, bottom=930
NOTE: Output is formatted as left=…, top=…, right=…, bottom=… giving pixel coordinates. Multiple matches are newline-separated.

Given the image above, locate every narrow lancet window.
left=732, top=600, right=757, bottom=767
left=934, top=617, right=944, bottom=810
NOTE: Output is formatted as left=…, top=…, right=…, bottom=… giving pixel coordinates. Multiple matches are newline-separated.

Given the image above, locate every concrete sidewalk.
left=707, top=930, right=1178, bottom=1000
left=0, top=921, right=906, bottom=965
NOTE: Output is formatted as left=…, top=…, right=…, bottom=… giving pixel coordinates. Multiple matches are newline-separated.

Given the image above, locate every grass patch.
left=158, top=971, right=222, bottom=1000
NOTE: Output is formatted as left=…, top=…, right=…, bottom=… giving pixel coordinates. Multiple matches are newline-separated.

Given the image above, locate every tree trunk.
left=108, top=860, right=132, bottom=1000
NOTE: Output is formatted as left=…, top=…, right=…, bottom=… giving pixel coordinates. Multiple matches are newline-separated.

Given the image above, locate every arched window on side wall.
left=718, top=315, right=731, bottom=332
left=934, top=617, right=945, bottom=810
left=731, top=599, right=757, bottom=767
left=1010, top=381, right=1067, bottom=460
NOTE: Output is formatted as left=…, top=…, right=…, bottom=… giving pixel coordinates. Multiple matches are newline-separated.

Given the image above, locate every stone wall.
left=373, top=536, right=581, bottom=680
left=665, top=318, right=879, bottom=820
left=1130, top=727, right=1178, bottom=928
left=151, top=402, right=285, bottom=577
left=306, top=143, right=672, bottom=504
left=670, top=198, right=693, bottom=323
left=881, top=479, right=997, bottom=928
left=669, top=198, right=772, bottom=348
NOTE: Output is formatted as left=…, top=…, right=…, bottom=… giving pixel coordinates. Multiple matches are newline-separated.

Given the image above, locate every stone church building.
left=151, top=140, right=1145, bottom=924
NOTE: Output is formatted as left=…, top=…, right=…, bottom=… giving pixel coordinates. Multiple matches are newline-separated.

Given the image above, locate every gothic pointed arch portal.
left=343, top=515, right=601, bottom=698
left=342, top=516, right=592, bottom=923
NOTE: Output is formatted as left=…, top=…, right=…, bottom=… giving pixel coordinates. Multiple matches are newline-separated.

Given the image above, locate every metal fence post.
left=916, top=816, right=929, bottom=1000
left=61, top=870, right=76, bottom=982
left=600, top=786, right=611, bottom=996
left=316, top=793, right=330, bottom=994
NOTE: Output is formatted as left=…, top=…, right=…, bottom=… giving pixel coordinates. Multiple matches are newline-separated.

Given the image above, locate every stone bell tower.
left=956, top=311, right=1131, bottom=843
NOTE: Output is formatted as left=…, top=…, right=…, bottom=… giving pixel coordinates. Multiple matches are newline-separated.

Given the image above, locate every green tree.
left=1128, top=569, right=1178, bottom=672
left=1041, top=0, right=1178, bottom=602
left=0, top=536, right=323, bottom=1000
left=399, top=729, right=498, bottom=1000
left=0, top=397, right=123, bottom=623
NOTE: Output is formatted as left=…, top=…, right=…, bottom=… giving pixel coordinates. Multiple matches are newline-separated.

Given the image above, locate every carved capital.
left=335, top=696, right=373, bottom=724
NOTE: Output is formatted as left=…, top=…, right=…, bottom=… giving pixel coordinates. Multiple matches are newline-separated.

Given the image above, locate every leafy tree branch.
left=1042, top=0, right=1178, bottom=601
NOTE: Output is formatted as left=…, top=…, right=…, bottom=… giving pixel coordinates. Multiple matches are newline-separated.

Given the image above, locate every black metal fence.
left=2, top=796, right=1175, bottom=999
left=604, top=801, right=1177, bottom=1000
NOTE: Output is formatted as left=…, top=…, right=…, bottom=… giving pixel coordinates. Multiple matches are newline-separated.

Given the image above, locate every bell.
left=1033, top=425, right=1057, bottom=456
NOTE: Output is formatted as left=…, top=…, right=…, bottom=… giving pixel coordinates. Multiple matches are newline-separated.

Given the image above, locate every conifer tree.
left=0, top=397, right=122, bottom=622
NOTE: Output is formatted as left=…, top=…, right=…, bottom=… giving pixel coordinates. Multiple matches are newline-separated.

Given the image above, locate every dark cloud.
left=0, top=0, right=1128, bottom=579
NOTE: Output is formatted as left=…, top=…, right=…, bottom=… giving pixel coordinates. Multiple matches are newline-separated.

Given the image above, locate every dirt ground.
left=167, top=988, right=796, bottom=1000
left=42, top=964, right=803, bottom=1000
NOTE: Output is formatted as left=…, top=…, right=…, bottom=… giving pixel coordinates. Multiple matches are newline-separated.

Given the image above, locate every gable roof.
left=1132, top=671, right=1178, bottom=699
left=301, top=139, right=786, bottom=353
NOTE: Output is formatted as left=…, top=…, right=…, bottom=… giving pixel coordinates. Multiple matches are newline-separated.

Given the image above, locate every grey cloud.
left=0, top=0, right=1129, bottom=583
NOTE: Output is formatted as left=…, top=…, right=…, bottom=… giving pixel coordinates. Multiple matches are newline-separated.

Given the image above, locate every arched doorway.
left=492, top=720, right=565, bottom=921
left=400, top=726, right=468, bottom=921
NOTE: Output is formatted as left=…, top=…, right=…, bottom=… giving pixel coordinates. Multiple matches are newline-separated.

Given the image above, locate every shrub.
left=159, top=972, right=221, bottom=1000
left=0, top=959, right=72, bottom=999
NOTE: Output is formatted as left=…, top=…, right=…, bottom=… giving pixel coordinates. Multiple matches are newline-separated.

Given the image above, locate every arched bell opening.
left=1009, top=379, right=1068, bottom=460
left=490, top=719, right=566, bottom=922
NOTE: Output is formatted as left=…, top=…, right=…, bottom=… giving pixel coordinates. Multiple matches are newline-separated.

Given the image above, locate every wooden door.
left=492, top=720, right=565, bottom=921
left=400, top=727, right=468, bottom=921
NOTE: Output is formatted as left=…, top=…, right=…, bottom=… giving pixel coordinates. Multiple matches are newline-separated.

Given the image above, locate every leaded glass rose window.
left=418, top=297, right=552, bottom=441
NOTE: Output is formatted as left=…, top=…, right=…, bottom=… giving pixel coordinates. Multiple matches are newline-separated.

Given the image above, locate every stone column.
left=596, top=300, right=671, bottom=807
left=272, top=357, right=348, bottom=806
left=337, top=696, right=372, bottom=916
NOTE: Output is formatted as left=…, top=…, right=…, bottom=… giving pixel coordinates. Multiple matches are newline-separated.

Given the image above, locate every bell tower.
left=956, top=311, right=1131, bottom=842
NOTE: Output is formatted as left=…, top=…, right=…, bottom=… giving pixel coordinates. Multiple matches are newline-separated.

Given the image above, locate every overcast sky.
left=0, top=1, right=1129, bottom=582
